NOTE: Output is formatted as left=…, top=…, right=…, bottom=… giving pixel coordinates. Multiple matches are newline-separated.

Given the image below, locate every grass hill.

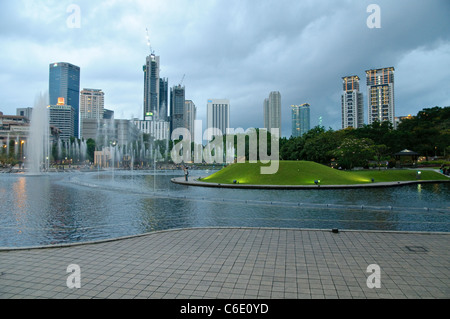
left=201, top=161, right=448, bottom=186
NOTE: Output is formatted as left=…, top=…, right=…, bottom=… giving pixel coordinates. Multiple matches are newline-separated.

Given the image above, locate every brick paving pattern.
left=0, top=227, right=449, bottom=299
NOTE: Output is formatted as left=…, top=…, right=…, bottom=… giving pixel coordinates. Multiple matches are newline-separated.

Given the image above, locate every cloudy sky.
left=1, top=0, right=449, bottom=137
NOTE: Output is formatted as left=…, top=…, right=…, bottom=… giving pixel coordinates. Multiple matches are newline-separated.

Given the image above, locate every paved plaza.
left=0, top=227, right=449, bottom=299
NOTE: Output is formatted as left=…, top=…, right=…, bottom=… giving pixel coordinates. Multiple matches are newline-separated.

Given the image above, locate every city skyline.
left=1, top=1, right=449, bottom=138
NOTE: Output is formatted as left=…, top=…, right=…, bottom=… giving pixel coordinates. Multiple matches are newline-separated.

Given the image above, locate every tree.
left=86, top=138, right=96, bottom=163
left=370, top=144, right=389, bottom=170
left=333, top=138, right=375, bottom=169
left=301, top=130, right=343, bottom=164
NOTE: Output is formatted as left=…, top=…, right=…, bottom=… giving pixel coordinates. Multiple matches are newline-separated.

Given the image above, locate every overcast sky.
left=1, top=0, right=449, bottom=137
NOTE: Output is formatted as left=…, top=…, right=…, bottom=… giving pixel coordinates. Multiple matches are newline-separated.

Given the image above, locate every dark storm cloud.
left=0, top=0, right=449, bottom=137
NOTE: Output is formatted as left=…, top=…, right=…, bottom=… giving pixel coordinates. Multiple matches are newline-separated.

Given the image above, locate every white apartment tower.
left=365, top=67, right=395, bottom=126
left=341, top=76, right=364, bottom=129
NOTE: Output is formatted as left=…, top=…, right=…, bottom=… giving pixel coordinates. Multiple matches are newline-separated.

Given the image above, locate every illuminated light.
left=57, top=97, right=65, bottom=105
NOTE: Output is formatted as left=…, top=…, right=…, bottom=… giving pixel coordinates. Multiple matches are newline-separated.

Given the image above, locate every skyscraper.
left=80, top=89, right=104, bottom=120
left=184, top=100, right=197, bottom=142
left=206, top=99, right=230, bottom=140
left=143, top=54, right=160, bottom=120
left=159, top=77, right=169, bottom=121
left=291, top=103, right=310, bottom=137
left=49, top=62, right=80, bottom=138
left=264, top=91, right=281, bottom=134
left=365, top=67, right=395, bottom=126
left=341, top=76, right=364, bottom=129
left=170, top=85, right=186, bottom=138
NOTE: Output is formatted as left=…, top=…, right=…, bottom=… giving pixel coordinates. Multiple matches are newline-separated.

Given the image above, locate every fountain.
left=27, top=92, right=50, bottom=175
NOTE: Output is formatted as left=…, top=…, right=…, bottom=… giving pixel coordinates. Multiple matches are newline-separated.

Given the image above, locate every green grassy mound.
left=201, top=161, right=448, bottom=186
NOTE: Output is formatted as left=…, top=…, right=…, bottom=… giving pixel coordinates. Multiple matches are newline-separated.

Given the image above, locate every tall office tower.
left=184, top=100, right=197, bottom=142
left=143, top=54, right=160, bottom=120
left=341, top=76, right=364, bottom=129
left=48, top=98, right=75, bottom=142
left=159, top=77, right=169, bottom=121
left=170, top=85, right=186, bottom=138
left=291, top=103, right=310, bottom=137
left=80, top=89, right=104, bottom=120
left=49, top=62, right=80, bottom=138
left=206, top=99, right=230, bottom=140
left=365, top=67, right=395, bottom=126
left=263, top=91, right=281, bottom=133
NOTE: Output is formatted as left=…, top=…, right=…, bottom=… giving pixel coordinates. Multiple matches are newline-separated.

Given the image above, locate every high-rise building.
left=143, top=54, right=160, bottom=120
left=184, top=100, right=196, bottom=142
left=206, top=99, right=230, bottom=140
left=365, top=67, right=395, bottom=126
left=170, top=85, right=186, bottom=138
left=49, top=62, right=80, bottom=138
left=264, top=91, right=281, bottom=134
left=80, top=89, right=104, bottom=120
left=341, top=76, right=364, bottom=129
left=291, top=103, right=310, bottom=137
left=159, top=77, right=169, bottom=121
left=48, top=98, right=75, bottom=142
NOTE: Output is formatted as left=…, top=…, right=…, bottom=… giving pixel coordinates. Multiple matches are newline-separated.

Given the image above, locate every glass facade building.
left=170, top=85, right=186, bottom=138
left=291, top=103, right=310, bottom=137
left=143, top=54, right=160, bottom=120
left=49, top=62, right=80, bottom=138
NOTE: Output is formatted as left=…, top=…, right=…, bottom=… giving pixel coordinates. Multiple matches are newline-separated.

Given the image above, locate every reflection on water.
left=0, top=170, right=449, bottom=247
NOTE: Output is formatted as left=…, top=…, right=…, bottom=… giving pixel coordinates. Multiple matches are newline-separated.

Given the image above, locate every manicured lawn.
left=201, top=161, right=448, bottom=186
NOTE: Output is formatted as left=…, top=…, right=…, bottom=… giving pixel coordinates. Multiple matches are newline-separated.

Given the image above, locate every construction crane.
left=179, top=74, right=185, bottom=86
left=145, top=28, right=154, bottom=55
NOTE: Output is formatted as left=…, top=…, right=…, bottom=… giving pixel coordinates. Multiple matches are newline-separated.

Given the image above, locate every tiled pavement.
left=0, top=227, right=449, bottom=299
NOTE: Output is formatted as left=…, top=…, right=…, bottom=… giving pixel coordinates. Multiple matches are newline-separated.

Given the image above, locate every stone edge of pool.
left=1, top=226, right=449, bottom=252
left=171, top=176, right=450, bottom=190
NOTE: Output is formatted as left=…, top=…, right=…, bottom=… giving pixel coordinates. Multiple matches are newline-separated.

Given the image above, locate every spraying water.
left=27, top=92, right=50, bottom=175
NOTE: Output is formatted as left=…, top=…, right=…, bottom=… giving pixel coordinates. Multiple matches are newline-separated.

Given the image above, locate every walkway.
left=1, top=227, right=449, bottom=299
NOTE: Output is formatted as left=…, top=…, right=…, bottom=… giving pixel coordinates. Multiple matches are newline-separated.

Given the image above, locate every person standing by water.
left=184, top=166, right=189, bottom=181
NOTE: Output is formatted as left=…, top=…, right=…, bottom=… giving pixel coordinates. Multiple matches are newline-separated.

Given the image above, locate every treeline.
left=279, top=106, right=450, bottom=169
